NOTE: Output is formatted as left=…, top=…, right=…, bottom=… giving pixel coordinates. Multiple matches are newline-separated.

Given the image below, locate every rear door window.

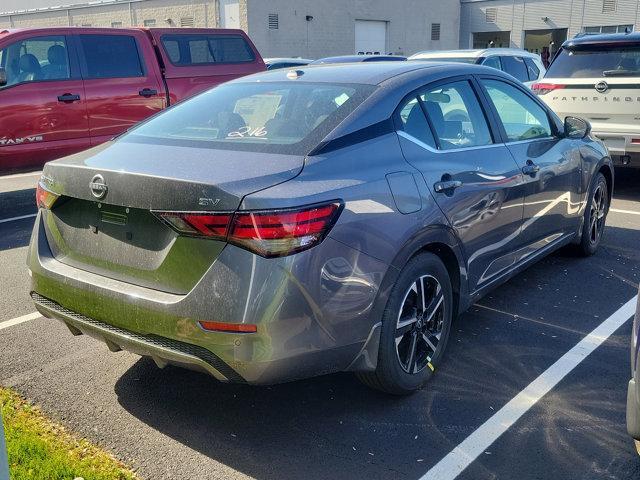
left=397, top=97, right=437, bottom=148
left=500, top=56, right=529, bottom=82
left=417, top=80, right=493, bottom=150
left=546, top=45, right=640, bottom=78
left=481, top=79, right=552, bottom=142
left=78, top=34, right=144, bottom=79
left=161, top=34, right=255, bottom=65
left=0, top=35, right=71, bottom=87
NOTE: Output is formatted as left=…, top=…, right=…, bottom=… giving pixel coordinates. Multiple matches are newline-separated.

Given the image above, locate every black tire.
left=574, top=172, right=609, bottom=257
left=357, top=252, right=453, bottom=395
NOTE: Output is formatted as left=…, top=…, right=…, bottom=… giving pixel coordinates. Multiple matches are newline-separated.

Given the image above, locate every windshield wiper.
left=602, top=69, right=640, bottom=76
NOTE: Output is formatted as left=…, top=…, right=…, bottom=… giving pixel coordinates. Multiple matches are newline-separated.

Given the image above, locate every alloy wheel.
left=395, top=275, right=445, bottom=374
left=589, top=184, right=607, bottom=245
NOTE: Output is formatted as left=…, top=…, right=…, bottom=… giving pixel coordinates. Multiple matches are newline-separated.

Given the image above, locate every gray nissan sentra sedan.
left=28, top=62, right=613, bottom=394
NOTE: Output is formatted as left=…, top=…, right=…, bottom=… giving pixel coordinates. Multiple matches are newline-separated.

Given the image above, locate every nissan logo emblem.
left=89, top=174, right=108, bottom=199
left=595, top=81, right=609, bottom=93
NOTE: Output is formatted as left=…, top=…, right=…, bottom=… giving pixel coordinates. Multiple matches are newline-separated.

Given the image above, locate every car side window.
left=481, top=79, right=552, bottom=142
left=161, top=34, right=255, bottom=66
left=397, top=96, right=437, bottom=148
left=524, top=58, right=540, bottom=81
left=419, top=80, right=493, bottom=150
left=78, top=35, right=144, bottom=79
left=0, top=35, right=70, bottom=88
left=482, top=56, right=502, bottom=70
left=500, top=56, right=529, bottom=82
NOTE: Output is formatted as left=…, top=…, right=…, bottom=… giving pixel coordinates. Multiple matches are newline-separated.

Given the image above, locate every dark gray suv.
left=28, top=62, right=612, bottom=394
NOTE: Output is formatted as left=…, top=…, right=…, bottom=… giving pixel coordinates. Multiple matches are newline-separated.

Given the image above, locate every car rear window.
left=125, top=81, right=376, bottom=155
left=161, top=34, right=255, bottom=65
left=547, top=45, right=640, bottom=78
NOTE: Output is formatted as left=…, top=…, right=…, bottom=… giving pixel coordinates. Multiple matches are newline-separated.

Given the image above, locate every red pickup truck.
left=0, top=27, right=265, bottom=172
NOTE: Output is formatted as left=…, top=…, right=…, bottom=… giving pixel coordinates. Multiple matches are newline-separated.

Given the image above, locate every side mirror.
left=564, top=116, right=590, bottom=139
left=0, top=68, right=6, bottom=87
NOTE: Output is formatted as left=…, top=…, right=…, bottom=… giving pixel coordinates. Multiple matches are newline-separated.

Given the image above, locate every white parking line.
left=610, top=208, right=640, bottom=216
left=0, top=312, right=41, bottom=331
left=420, top=295, right=638, bottom=480
left=0, top=213, right=37, bottom=224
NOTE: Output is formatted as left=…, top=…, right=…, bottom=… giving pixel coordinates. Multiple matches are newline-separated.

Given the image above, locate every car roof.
left=264, top=58, right=314, bottom=64
left=312, top=55, right=406, bottom=64
left=231, top=61, right=494, bottom=86
left=564, top=31, right=640, bottom=48
left=410, top=48, right=540, bottom=59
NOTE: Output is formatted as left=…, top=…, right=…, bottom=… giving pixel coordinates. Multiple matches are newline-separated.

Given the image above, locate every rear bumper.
left=628, top=378, right=640, bottom=440
left=28, top=213, right=388, bottom=384
left=591, top=131, right=640, bottom=156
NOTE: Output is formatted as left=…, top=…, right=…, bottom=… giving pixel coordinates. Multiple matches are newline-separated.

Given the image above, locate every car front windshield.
left=546, top=45, right=640, bottom=78
left=125, top=81, right=376, bottom=154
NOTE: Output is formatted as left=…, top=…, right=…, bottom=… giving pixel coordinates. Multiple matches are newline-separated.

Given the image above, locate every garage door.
left=355, top=20, right=387, bottom=55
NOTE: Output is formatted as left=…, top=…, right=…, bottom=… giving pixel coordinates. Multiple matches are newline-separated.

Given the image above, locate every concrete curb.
left=0, top=408, right=8, bottom=480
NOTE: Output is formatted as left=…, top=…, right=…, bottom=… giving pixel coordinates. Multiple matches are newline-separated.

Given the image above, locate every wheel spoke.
left=416, top=278, right=426, bottom=314
left=422, top=332, right=438, bottom=352
left=396, top=316, right=417, bottom=336
left=406, top=331, right=418, bottom=373
left=424, top=290, right=444, bottom=323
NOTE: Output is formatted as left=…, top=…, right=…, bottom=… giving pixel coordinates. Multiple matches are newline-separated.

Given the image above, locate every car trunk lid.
left=41, top=140, right=304, bottom=294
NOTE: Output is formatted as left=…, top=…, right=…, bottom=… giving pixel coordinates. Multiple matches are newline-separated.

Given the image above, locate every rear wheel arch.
left=598, top=162, right=614, bottom=204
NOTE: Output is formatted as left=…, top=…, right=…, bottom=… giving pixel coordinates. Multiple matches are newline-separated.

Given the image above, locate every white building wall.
left=245, top=0, right=460, bottom=58
left=460, top=0, right=640, bottom=48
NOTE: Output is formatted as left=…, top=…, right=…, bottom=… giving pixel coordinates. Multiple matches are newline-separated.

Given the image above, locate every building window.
left=180, top=17, right=195, bottom=27
left=431, top=23, right=441, bottom=41
left=111, top=21, right=123, bottom=28
left=602, top=0, right=617, bottom=13
left=583, top=24, right=632, bottom=34
left=268, top=13, right=279, bottom=29
left=485, top=8, right=497, bottom=23
left=143, top=19, right=156, bottom=27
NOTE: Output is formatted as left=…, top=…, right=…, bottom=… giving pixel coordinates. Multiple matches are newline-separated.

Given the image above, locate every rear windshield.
left=546, top=45, right=640, bottom=78
left=125, top=82, right=376, bottom=154
left=161, top=34, right=255, bottom=65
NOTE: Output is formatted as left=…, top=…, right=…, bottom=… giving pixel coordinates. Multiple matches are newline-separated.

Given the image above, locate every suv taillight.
left=35, top=182, right=59, bottom=210
left=154, top=202, right=343, bottom=258
left=531, top=83, right=565, bottom=95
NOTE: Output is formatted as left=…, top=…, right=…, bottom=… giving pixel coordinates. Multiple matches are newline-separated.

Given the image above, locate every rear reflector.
left=36, top=182, right=59, bottom=210
left=531, top=83, right=565, bottom=95
left=631, top=139, right=640, bottom=144
left=154, top=201, right=342, bottom=258
left=199, top=321, right=257, bottom=333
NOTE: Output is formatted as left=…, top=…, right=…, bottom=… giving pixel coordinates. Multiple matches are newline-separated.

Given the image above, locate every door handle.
left=522, top=160, right=540, bottom=176
left=57, top=93, right=80, bottom=103
left=139, top=88, right=158, bottom=97
left=433, top=179, right=463, bottom=193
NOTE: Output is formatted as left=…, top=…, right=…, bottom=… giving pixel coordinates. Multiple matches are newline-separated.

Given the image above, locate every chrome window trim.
left=397, top=130, right=504, bottom=153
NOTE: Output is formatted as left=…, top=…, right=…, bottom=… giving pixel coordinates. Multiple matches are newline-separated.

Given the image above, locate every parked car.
left=311, top=54, right=406, bottom=64
left=409, top=48, right=546, bottom=87
left=628, top=287, right=640, bottom=455
left=0, top=27, right=265, bottom=172
left=533, top=32, right=640, bottom=168
left=28, top=62, right=612, bottom=394
left=265, top=57, right=314, bottom=70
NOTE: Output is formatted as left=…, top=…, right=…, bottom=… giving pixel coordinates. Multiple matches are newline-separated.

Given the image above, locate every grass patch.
left=0, top=387, right=137, bottom=480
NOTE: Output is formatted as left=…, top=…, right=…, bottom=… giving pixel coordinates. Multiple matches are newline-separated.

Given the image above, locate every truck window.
left=0, top=35, right=70, bottom=88
left=161, top=34, right=255, bottom=66
left=78, top=34, right=144, bottom=79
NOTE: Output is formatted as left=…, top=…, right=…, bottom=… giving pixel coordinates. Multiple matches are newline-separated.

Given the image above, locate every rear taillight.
left=35, top=182, right=59, bottom=209
left=531, top=83, right=565, bottom=95
left=154, top=201, right=342, bottom=258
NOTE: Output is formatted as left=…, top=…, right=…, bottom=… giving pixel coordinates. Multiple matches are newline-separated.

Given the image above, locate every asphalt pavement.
left=0, top=168, right=638, bottom=480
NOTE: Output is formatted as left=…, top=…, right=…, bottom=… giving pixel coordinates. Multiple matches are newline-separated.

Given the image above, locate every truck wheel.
left=357, top=252, right=453, bottom=395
